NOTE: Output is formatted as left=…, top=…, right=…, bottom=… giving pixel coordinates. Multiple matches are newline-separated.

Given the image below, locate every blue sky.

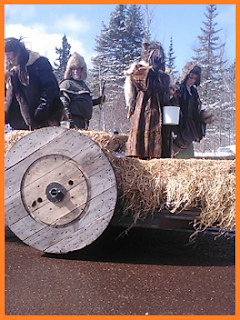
left=4, top=4, right=236, bottom=72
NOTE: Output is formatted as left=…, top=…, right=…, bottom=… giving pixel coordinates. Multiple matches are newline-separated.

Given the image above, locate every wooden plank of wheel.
left=5, top=127, right=117, bottom=254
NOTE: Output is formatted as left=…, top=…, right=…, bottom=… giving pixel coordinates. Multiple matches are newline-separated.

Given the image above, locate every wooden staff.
left=98, top=79, right=106, bottom=131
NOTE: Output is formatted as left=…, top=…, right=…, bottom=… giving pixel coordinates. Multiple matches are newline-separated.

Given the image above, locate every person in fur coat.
left=172, top=62, right=214, bottom=158
left=124, top=40, right=171, bottom=159
left=5, top=37, right=64, bottom=130
left=59, top=52, right=104, bottom=130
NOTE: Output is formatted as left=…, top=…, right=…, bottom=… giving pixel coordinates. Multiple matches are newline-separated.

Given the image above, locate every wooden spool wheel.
left=5, top=127, right=117, bottom=254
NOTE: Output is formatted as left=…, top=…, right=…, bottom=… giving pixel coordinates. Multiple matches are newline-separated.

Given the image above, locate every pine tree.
left=192, top=4, right=229, bottom=152
left=54, top=34, right=71, bottom=82
left=219, top=60, right=236, bottom=146
left=125, top=5, right=145, bottom=64
left=90, top=5, right=145, bottom=132
left=90, top=5, right=128, bottom=95
left=142, top=5, right=153, bottom=42
left=166, top=36, right=178, bottom=79
left=192, top=5, right=225, bottom=107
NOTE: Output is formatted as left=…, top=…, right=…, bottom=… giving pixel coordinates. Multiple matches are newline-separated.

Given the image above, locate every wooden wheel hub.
left=46, top=182, right=66, bottom=203
left=21, top=154, right=89, bottom=227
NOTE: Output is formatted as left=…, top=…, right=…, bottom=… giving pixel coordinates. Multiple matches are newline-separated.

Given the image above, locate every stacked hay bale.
left=5, top=129, right=235, bottom=237
left=111, top=156, right=235, bottom=237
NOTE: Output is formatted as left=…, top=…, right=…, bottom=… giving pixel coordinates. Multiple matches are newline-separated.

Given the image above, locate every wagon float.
left=5, top=127, right=235, bottom=254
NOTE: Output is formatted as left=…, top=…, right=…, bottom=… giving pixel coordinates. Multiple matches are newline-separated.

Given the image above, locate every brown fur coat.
left=124, top=40, right=171, bottom=159
left=124, top=63, right=170, bottom=158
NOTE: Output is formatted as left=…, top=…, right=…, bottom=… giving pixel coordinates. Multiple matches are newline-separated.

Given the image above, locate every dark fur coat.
left=172, top=62, right=204, bottom=156
left=5, top=51, right=64, bottom=130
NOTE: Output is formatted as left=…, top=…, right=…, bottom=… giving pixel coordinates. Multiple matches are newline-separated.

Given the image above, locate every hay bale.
left=83, top=130, right=128, bottom=155
left=5, top=129, right=235, bottom=236
left=110, top=157, right=235, bottom=236
left=4, top=129, right=128, bottom=155
left=4, top=130, right=30, bottom=154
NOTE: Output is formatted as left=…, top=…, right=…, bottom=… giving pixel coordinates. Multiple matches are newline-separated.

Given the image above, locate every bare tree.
left=142, top=5, right=154, bottom=41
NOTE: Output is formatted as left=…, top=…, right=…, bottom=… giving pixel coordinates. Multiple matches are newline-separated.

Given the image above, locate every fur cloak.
left=124, top=41, right=171, bottom=159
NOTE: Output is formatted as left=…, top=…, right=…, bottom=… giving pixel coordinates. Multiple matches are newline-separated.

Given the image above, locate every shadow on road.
left=40, top=225, right=235, bottom=267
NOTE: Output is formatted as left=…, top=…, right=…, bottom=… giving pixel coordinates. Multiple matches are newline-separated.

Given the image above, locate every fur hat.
left=179, top=61, right=201, bottom=86
left=141, top=40, right=166, bottom=71
left=64, top=52, right=87, bottom=80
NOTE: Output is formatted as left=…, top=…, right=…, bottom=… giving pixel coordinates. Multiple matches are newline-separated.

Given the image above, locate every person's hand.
left=100, top=95, right=106, bottom=104
left=127, top=106, right=134, bottom=119
left=92, top=95, right=106, bottom=106
left=97, top=95, right=106, bottom=105
left=34, top=98, right=49, bottom=122
left=201, top=110, right=214, bottom=124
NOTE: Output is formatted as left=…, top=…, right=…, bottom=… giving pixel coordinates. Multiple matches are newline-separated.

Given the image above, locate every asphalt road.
left=5, top=226, right=235, bottom=315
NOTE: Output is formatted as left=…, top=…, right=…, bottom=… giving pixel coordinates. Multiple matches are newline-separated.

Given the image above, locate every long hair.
left=5, top=37, right=29, bottom=85
left=179, top=62, right=201, bottom=87
left=5, top=37, right=29, bottom=68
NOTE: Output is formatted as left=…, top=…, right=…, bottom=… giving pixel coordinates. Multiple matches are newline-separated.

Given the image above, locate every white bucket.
left=162, top=106, right=180, bottom=125
left=60, top=121, right=70, bottom=129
